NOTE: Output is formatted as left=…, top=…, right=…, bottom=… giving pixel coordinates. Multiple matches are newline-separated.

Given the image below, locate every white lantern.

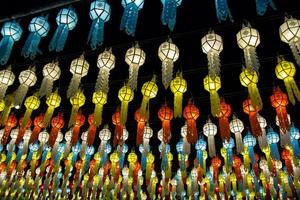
left=38, top=130, right=49, bottom=153
left=143, top=123, right=153, bottom=153
left=39, top=62, right=61, bottom=97
left=229, top=115, right=244, bottom=154
left=203, top=119, right=217, bottom=158
left=0, top=66, right=15, bottom=99
left=257, top=113, right=268, bottom=149
left=22, top=129, right=32, bottom=154
left=276, top=114, right=291, bottom=146
left=99, top=125, right=111, bottom=155
left=181, top=124, right=190, bottom=155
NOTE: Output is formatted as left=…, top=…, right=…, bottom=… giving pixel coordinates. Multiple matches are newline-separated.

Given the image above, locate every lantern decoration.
left=118, top=85, right=134, bottom=125
left=256, top=0, right=276, bottom=16
left=266, top=128, right=281, bottom=160
left=1, top=114, right=17, bottom=145
left=39, top=62, right=61, bottom=97
left=203, top=75, right=221, bottom=117
left=279, top=17, right=300, bottom=66
left=14, top=67, right=37, bottom=108
left=158, top=104, right=173, bottom=144
left=88, top=0, right=111, bottom=49
left=21, top=94, right=40, bottom=129
left=229, top=115, right=244, bottom=154
left=86, top=114, right=97, bottom=146
left=180, top=124, right=190, bottom=155
left=0, top=93, right=15, bottom=126
left=237, top=24, right=261, bottom=73
left=69, top=90, right=85, bottom=128
left=243, top=133, right=257, bottom=165
left=158, top=39, right=179, bottom=89
left=38, top=130, right=49, bottom=155
left=0, top=21, right=22, bottom=65
left=28, top=114, right=44, bottom=144
left=243, top=97, right=262, bottom=138
left=135, top=108, right=147, bottom=145
left=21, top=16, right=50, bottom=59
left=195, top=138, right=207, bottom=170
left=217, top=98, right=232, bottom=141
left=275, top=59, right=300, bottom=105
left=143, top=123, right=153, bottom=154
left=0, top=66, right=15, bottom=99
left=140, top=76, right=158, bottom=117
left=125, top=44, right=146, bottom=90
left=49, top=8, right=78, bottom=52
left=48, top=113, right=64, bottom=148
left=240, top=68, right=263, bottom=110
left=99, top=125, right=111, bottom=156
left=170, top=72, right=187, bottom=118
left=211, top=156, right=222, bottom=181
left=203, top=119, right=217, bottom=158
left=160, top=0, right=182, bottom=31
left=120, top=0, right=144, bottom=36
left=214, top=0, right=233, bottom=22
left=16, top=117, right=32, bottom=146
left=289, top=124, right=300, bottom=158
left=44, top=90, right=61, bottom=128
left=70, top=113, right=85, bottom=146
left=112, top=110, right=123, bottom=147
left=183, top=100, right=199, bottom=144
left=92, top=90, right=107, bottom=127
left=223, top=138, right=234, bottom=169
left=257, top=113, right=268, bottom=149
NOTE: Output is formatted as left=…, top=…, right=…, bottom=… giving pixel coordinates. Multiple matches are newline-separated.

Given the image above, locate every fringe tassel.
left=44, top=107, right=54, bottom=128
left=161, top=0, right=177, bottom=31
left=136, top=121, right=145, bottom=145
left=234, top=132, right=243, bottom=154
left=249, top=113, right=262, bottom=137
left=48, top=127, right=59, bottom=148
left=95, top=70, right=109, bottom=93
left=28, top=126, right=41, bottom=144
left=87, top=125, right=96, bottom=146
left=21, top=33, right=42, bottom=59
left=208, top=136, right=216, bottom=158
left=0, top=37, right=14, bottom=65
left=128, top=65, right=139, bottom=91
left=210, top=90, right=220, bottom=117
left=215, top=0, right=233, bottom=22
left=94, top=103, right=104, bottom=127
left=140, top=97, right=149, bottom=118
left=276, top=107, right=290, bottom=134
left=39, top=78, right=53, bottom=98
left=186, top=119, right=198, bottom=144
left=162, top=61, right=174, bottom=89
left=88, top=19, right=105, bottom=50
left=162, top=121, right=171, bottom=143
left=174, top=93, right=183, bottom=118
left=120, top=101, right=129, bottom=125
left=120, top=3, right=139, bottom=36
left=248, top=83, right=263, bottom=110
left=219, top=117, right=231, bottom=141
left=21, top=109, right=32, bottom=128
left=68, top=106, right=79, bottom=128
left=67, top=75, right=81, bottom=99
left=14, top=85, right=29, bottom=107
left=49, top=25, right=70, bottom=52
left=256, top=0, right=277, bottom=16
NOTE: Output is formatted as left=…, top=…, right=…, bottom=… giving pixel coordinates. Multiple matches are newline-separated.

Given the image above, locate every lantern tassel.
left=258, top=131, right=268, bottom=149
left=1, top=105, right=13, bottom=126
left=291, top=139, right=300, bottom=158
left=234, top=132, right=243, bottom=154
left=0, top=85, right=8, bottom=99
left=162, top=61, right=173, bottom=89
left=49, top=24, right=70, bottom=52
left=280, top=131, right=291, bottom=146
left=244, top=47, right=260, bottom=72
left=248, top=83, right=263, bottom=110
left=256, top=0, right=277, bottom=16
left=87, top=125, right=96, bottom=146
left=48, top=127, right=59, bottom=148
left=219, top=117, right=231, bottom=141
left=128, top=65, right=139, bottom=91
left=29, top=126, right=42, bottom=144
left=67, top=75, right=81, bottom=99
left=162, top=121, right=171, bottom=143
left=16, top=128, right=26, bottom=145
left=276, top=107, right=290, bottom=134
left=44, top=107, right=54, bottom=128
left=22, top=109, right=33, bottom=128
left=94, top=104, right=104, bottom=127
left=88, top=19, right=105, bottom=50
left=215, top=0, right=233, bottom=22
left=0, top=36, right=14, bottom=65
left=210, top=90, right=220, bottom=117
left=120, top=3, right=139, bottom=36
left=21, top=32, right=42, bottom=59
left=120, top=102, right=129, bottom=125
left=208, top=52, right=221, bottom=77
left=186, top=119, right=198, bottom=144
left=270, top=144, right=280, bottom=160
left=208, top=136, right=216, bottom=158
left=71, top=126, right=80, bottom=146
left=14, top=85, right=29, bottom=107
left=248, top=147, right=256, bottom=165
left=95, top=70, right=109, bottom=93
left=284, top=78, right=300, bottom=105
left=289, top=43, right=300, bottom=67
left=174, top=93, right=183, bottom=118
left=39, top=78, right=53, bottom=98
left=136, top=121, right=145, bottom=145
left=161, top=0, right=177, bottom=31
left=69, top=106, right=79, bottom=128
left=249, top=114, right=262, bottom=137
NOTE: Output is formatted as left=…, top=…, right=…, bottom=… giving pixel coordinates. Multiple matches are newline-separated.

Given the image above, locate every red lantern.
left=217, top=98, right=231, bottom=141
left=183, top=100, right=200, bottom=144
left=87, top=114, right=97, bottom=146
left=158, top=105, right=173, bottom=144
left=71, top=112, right=85, bottom=146
left=270, top=87, right=290, bottom=133
left=281, top=149, right=293, bottom=175
left=15, top=117, right=32, bottom=145
left=1, top=114, right=17, bottom=144
left=48, top=113, right=64, bottom=147
left=134, top=108, right=147, bottom=145
left=211, top=156, right=222, bottom=182
left=29, top=113, right=45, bottom=144
left=112, top=110, right=123, bottom=147
left=232, top=155, right=242, bottom=181
left=243, top=97, right=262, bottom=138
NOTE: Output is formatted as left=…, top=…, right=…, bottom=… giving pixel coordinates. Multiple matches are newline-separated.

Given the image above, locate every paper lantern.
left=183, top=100, right=199, bottom=144
left=214, top=0, right=233, bottom=22
left=86, top=114, right=97, bottom=146
left=99, top=125, right=111, bottom=156
left=243, top=97, right=262, bottom=138
left=71, top=113, right=85, bottom=146
left=22, top=94, right=40, bottom=129
left=211, top=156, right=222, bottom=181
left=112, top=110, right=123, bottom=147
left=257, top=113, right=268, bottom=149
left=158, top=105, right=173, bottom=144
left=44, top=91, right=61, bottom=128
left=170, top=72, right=187, bottom=118
left=28, top=114, right=44, bottom=144
left=266, top=128, right=280, bottom=160
left=49, top=8, right=78, bottom=52
left=0, top=66, right=15, bottom=99
left=160, top=0, right=182, bottom=31
left=217, top=98, right=231, bottom=141
left=48, top=113, right=64, bottom=148
left=39, top=62, right=61, bottom=97
left=120, top=0, right=144, bottom=36
left=118, top=85, right=134, bottom=125
left=143, top=123, right=153, bottom=153
left=289, top=124, right=300, bottom=158
left=69, top=90, right=85, bottom=128
left=140, top=76, right=158, bottom=117
left=21, top=16, right=50, bottom=59
left=0, top=21, right=23, bottom=65
left=135, top=108, right=147, bottom=145
left=195, top=138, right=206, bottom=169
left=92, top=90, right=107, bottom=127
left=229, top=115, right=244, bottom=154
left=203, top=119, right=217, bottom=158
left=88, top=0, right=111, bottom=49
left=256, top=0, right=276, bottom=16
left=243, top=133, right=257, bottom=165
left=1, top=114, right=17, bottom=145
left=38, top=130, right=49, bottom=152
left=203, top=75, right=221, bottom=117
left=158, top=39, right=179, bottom=89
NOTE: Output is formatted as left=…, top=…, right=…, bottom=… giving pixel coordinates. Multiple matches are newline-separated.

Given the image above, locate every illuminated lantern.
left=237, top=24, right=261, bottom=72
left=223, top=137, right=234, bottom=168
left=38, top=130, right=49, bottom=154
left=240, top=68, right=263, bottom=110
left=1, top=114, right=17, bottom=145
left=243, top=97, right=262, bottom=138
left=125, top=44, right=146, bottom=90
left=243, top=132, right=257, bottom=165
left=69, top=90, right=85, bottom=128
left=49, top=8, right=78, bottom=52
left=143, top=123, right=153, bottom=154
left=140, top=76, right=158, bottom=117
left=16, top=117, right=32, bottom=145
left=92, top=90, right=107, bottom=127
left=203, top=75, right=221, bottom=117
left=229, top=115, right=244, bottom=154
left=289, top=124, right=300, bottom=158
left=109, top=152, right=119, bottom=180
left=158, top=39, right=179, bottom=89
left=99, top=125, right=111, bottom=156
left=211, top=156, right=222, bottom=181
left=203, top=119, right=217, bottom=158
left=170, top=72, right=187, bottom=118
left=21, top=16, right=50, bottom=59
left=257, top=113, right=268, bottom=149
left=0, top=66, right=15, bottom=99
left=71, top=113, right=85, bottom=146
left=44, top=90, right=61, bottom=128
left=158, top=105, right=173, bottom=144
left=118, top=85, right=134, bottom=125
left=127, top=151, right=137, bottom=177
left=183, top=100, right=199, bottom=144
left=279, top=17, right=300, bottom=66
left=22, top=94, right=40, bottom=128
left=39, top=62, right=61, bottom=97
left=195, top=138, right=207, bottom=169
left=160, top=0, right=182, bottom=31
left=217, top=98, right=231, bottom=141
left=281, top=149, right=293, bottom=174
left=112, top=110, right=123, bottom=146
left=266, top=128, right=280, bottom=160
left=14, top=67, right=37, bottom=108
left=0, top=21, right=23, bottom=65
left=256, top=0, right=276, bottom=16
left=275, top=59, right=300, bottom=105
left=214, top=0, right=232, bottom=22
left=88, top=0, right=111, bottom=49
left=48, top=113, right=64, bottom=148
left=87, top=114, right=97, bottom=146
left=135, top=108, right=147, bottom=145
left=67, top=55, right=89, bottom=98
left=28, top=114, right=44, bottom=144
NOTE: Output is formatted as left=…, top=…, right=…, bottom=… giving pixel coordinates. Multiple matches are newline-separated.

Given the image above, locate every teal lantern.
left=160, top=0, right=182, bottom=31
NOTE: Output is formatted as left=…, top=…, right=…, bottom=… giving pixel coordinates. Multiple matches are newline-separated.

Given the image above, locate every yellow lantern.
left=118, top=85, right=134, bottom=125
left=22, top=94, right=40, bottom=128
left=240, top=68, right=263, bottom=110
left=170, top=72, right=187, bottom=118
left=203, top=75, right=221, bottom=117
left=140, top=76, right=158, bottom=117
left=69, top=90, right=85, bottom=127
left=146, top=152, right=154, bottom=181
left=44, top=90, right=61, bottom=127
left=1, top=93, right=15, bottom=125
left=275, top=59, right=300, bottom=105
left=109, top=152, right=119, bottom=179
left=92, top=90, right=107, bottom=127
left=127, top=151, right=137, bottom=177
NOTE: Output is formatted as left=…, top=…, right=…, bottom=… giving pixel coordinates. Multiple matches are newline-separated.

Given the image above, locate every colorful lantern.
left=0, top=66, right=15, bottom=99
left=217, top=98, right=231, bottom=141
left=170, top=72, right=187, bottom=118
left=256, top=0, right=276, bottom=16
left=289, top=124, right=300, bottom=158
left=39, top=62, right=61, bottom=97
left=203, top=119, right=217, bottom=158
left=203, top=75, right=221, bottom=117
left=112, top=110, right=123, bottom=146
left=1, top=114, right=17, bottom=145
left=118, top=85, right=134, bottom=125
left=92, top=90, right=107, bottom=127
left=88, top=0, right=111, bottom=49
left=49, top=8, right=78, bottom=52
left=44, top=91, right=61, bottom=128
left=195, top=138, right=207, bottom=169
left=158, top=105, right=173, bottom=144
left=160, top=0, right=182, bottom=31
left=21, top=16, right=50, bottom=59
left=158, top=39, right=179, bottom=89
left=243, top=97, right=262, bottom=138
left=69, top=90, right=85, bottom=128
left=229, top=115, right=244, bottom=154
left=243, top=133, right=257, bottom=165
left=214, top=0, right=233, bottom=22
left=183, top=100, right=199, bottom=144
left=143, top=123, right=153, bottom=154
left=71, top=113, right=85, bottom=146
left=48, top=113, right=64, bottom=148
left=86, top=114, right=97, bottom=146
left=266, top=128, right=280, bottom=160
left=28, top=114, right=44, bottom=144
left=99, top=125, right=111, bottom=156
left=140, top=76, right=158, bottom=117
left=22, top=94, right=40, bottom=128
left=135, top=108, right=147, bottom=145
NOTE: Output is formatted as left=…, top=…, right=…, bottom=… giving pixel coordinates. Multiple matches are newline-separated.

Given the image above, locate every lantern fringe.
left=94, top=104, right=104, bottom=127
left=39, top=78, right=53, bottom=97
left=0, top=37, right=14, bottom=65
left=71, top=126, right=80, bottom=146
left=49, top=24, right=70, bottom=52
left=292, top=139, right=300, bottom=158
left=48, top=128, right=59, bottom=148
left=249, top=114, right=262, bottom=137
left=208, top=52, right=221, bottom=78
left=95, top=70, right=109, bottom=93
left=284, top=78, right=300, bottom=105
left=215, top=0, right=233, bottom=22
left=248, top=147, right=256, bottom=165
left=174, top=93, right=183, bottom=118
left=244, top=47, right=260, bottom=72
left=162, top=61, right=173, bottom=89
left=257, top=131, right=268, bottom=149
left=0, top=85, right=8, bottom=99
left=15, top=127, right=26, bottom=145
left=67, top=75, right=81, bottom=99
left=87, top=125, right=96, bottom=146
left=161, top=0, right=177, bottom=31
left=14, top=85, right=29, bottom=107
left=88, top=19, right=105, bottom=50
left=120, top=102, right=129, bottom=125
left=140, top=97, right=149, bottom=118
left=44, top=107, right=54, bottom=128
left=219, top=117, right=231, bottom=141
left=234, top=132, right=243, bottom=154
left=21, top=110, right=32, bottom=128
left=210, top=91, right=220, bottom=117
left=21, top=33, right=42, bottom=59
left=248, top=83, right=263, bottom=110
left=1, top=95, right=14, bottom=126
left=120, top=3, right=139, bottom=36
left=162, top=121, right=171, bottom=143
left=276, top=108, right=290, bottom=134
left=68, top=107, right=79, bottom=128
left=270, top=144, right=280, bottom=160
left=279, top=130, right=291, bottom=147
left=29, top=126, right=41, bottom=144
left=128, top=65, right=139, bottom=91
left=208, top=136, right=216, bottom=158
left=183, top=137, right=191, bottom=155
left=256, top=0, right=277, bottom=16
left=186, top=120, right=198, bottom=144
left=289, top=43, right=300, bottom=67
left=136, top=121, right=145, bottom=145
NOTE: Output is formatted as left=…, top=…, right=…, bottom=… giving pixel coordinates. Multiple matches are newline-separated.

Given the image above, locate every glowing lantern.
left=39, top=62, right=61, bottom=97
left=110, top=152, right=119, bottom=180
left=99, top=125, right=111, bottom=156
left=229, top=115, right=244, bottom=154
left=158, top=105, right=173, bottom=144
left=1, top=114, right=17, bottom=145
left=87, top=114, right=97, bottom=146
left=22, top=94, right=40, bottom=128
left=88, top=0, right=111, bottom=49
left=266, top=128, right=280, bottom=160
left=125, top=44, right=145, bottom=90
left=183, top=100, right=199, bottom=144
left=118, top=85, right=134, bottom=125
left=170, top=72, right=187, bottom=118
left=243, top=133, right=257, bottom=165
left=38, top=130, right=49, bottom=153
left=70, top=113, right=85, bottom=146
left=127, top=151, right=137, bottom=177
left=28, top=114, right=44, bottom=144
left=0, top=21, right=23, bottom=65
left=195, top=138, right=207, bottom=169
left=217, top=98, right=231, bottom=141
left=160, top=0, right=182, bottom=31
left=275, top=59, right=300, bottom=105
left=203, top=75, right=221, bottom=117
left=140, top=76, right=158, bottom=117
left=243, top=97, right=262, bottom=138
left=158, top=39, right=179, bottom=89
left=143, top=123, right=153, bottom=153
left=16, top=117, right=32, bottom=145
left=0, top=66, right=15, bottom=99
left=112, top=110, right=123, bottom=146
left=21, top=16, right=50, bottom=59
left=135, top=108, right=147, bottom=145
left=211, top=156, right=222, bottom=181
left=92, top=90, right=107, bottom=127
left=203, top=119, right=217, bottom=158
left=214, top=0, right=233, bottom=22
left=48, top=113, right=64, bottom=148
left=44, top=90, right=61, bottom=128
left=69, top=90, right=85, bottom=128
left=256, top=0, right=276, bottom=16
left=289, top=124, right=300, bottom=158
left=256, top=113, right=268, bottom=149
left=49, top=8, right=78, bottom=52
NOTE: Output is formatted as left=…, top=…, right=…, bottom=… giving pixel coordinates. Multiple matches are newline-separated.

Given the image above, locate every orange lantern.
left=134, top=108, right=147, bottom=145
left=15, top=117, right=32, bottom=145
left=183, top=100, right=200, bottom=144
left=270, top=87, right=290, bottom=134
left=48, top=113, right=64, bottom=147
left=232, top=155, right=242, bottom=180
left=71, top=113, right=85, bottom=146
left=217, top=98, right=232, bottom=141
left=243, top=97, right=262, bottom=138
left=112, top=110, right=123, bottom=147
left=87, top=114, right=97, bottom=146
left=29, top=114, right=45, bottom=144
left=158, top=105, right=173, bottom=144
left=1, top=114, right=17, bottom=145
left=281, top=149, right=293, bottom=174
left=211, top=156, right=222, bottom=181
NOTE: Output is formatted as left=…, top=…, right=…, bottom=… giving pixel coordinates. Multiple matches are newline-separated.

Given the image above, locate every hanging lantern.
left=71, top=113, right=85, bottom=146
left=0, top=66, right=15, bottom=99
left=160, top=0, right=182, bottom=31
left=112, top=110, right=123, bottom=147
left=256, top=0, right=276, bottom=16
left=203, top=119, right=217, bottom=158
left=183, top=100, right=199, bottom=144
left=140, top=76, right=158, bottom=117
left=99, top=125, right=111, bottom=156
left=14, top=67, right=37, bottom=108
left=88, top=0, right=111, bottom=49
left=49, top=8, right=78, bottom=52
left=1, top=114, right=17, bottom=145
left=203, top=75, right=221, bottom=117
left=214, top=0, right=233, bottom=22
left=256, top=113, right=268, bottom=149
left=120, top=0, right=144, bottom=36
left=158, top=39, right=179, bottom=89
left=275, top=58, right=300, bottom=105
left=143, top=123, right=153, bottom=154
left=289, top=124, right=300, bottom=158
left=22, top=94, right=40, bottom=128
left=243, top=132, right=257, bottom=165
left=211, top=156, right=222, bottom=182
left=195, top=138, right=207, bottom=170
left=44, top=90, right=61, bottom=128
left=125, top=44, right=146, bottom=90
left=38, top=130, right=49, bottom=154
left=28, top=114, right=44, bottom=144
left=92, top=90, right=107, bottom=127
left=39, top=62, right=61, bottom=97
left=240, top=68, right=263, bottom=110
left=69, top=90, right=85, bottom=128
left=237, top=24, right=261, bottom=72
left=118, top=85, right=134, bottom=125
left=170, top=72, right=187, bottom=118
left=279, top=17, right=300, bottom=66
left=16, top=117, right=32, bottom=145
left=135, top=108, right=147, bottom=145
left=266, top=128, right=280, bottom=160
left=158, top=105, right=173, bottom=144
left=86, top=114, right=97, bottom=146
left=1, top=93, right=14, bottom=125
left=48, top=113, right=64, bottom=148
left=243, top=97, right=262, bottom=138
left=21, top=16, right=50, bottom=59
left=217, top=98, right=231, bottom=141
left=0, top=21, right=22, bottom=65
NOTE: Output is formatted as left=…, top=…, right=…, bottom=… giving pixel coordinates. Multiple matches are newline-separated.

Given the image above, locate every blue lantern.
left=159, top=143, right=170, bottom=171
left=84, top=146, right=95, bottom=172
left=120, top=0, right=144, bottom=36
left=195, top=138, right=206, bottom=168
left=266, top=128, right=280, bottom=160
left=223, top=137, right=235, bottom=166
left=71, top=142, right=81, bottom=165
left=139, top=144, right=146, bottom=170
left=101, top=143, right=111, bottom=166
left=256, top=0, right=276, bottom=16
left=243, top=132, right=257, bottom=165
left=160, top=0, right=182, bottom=31
left=88, top=0, right=111, bottom=49
left=215, top=0, right=233, bottom=22
left=0, top=21, right=22, bottom=65
left=118, top=143, right=128, bottom=168
left=26, top=143, right=39, bottom=164
left=290, top=124, right=300, bottom=158
left=21, top=16, right=50, bottom=59
left=49, top=8, right=78, bottom=52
